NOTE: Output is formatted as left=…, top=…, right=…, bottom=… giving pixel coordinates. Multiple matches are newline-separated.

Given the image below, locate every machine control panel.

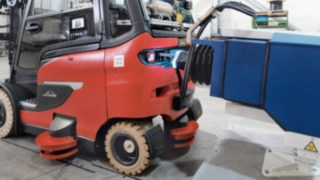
left=69, top=16, right=88, bottom=40
left=70, top=31, right=88, bottom=39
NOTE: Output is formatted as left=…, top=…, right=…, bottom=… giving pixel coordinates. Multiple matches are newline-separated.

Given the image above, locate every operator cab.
left=11, top=0, right=133, bottom=111
left=11, top=0, right=97, bottom=95
left=9, top=0, right=193, bottom=110
left=11, top=0, right=135, bottom=94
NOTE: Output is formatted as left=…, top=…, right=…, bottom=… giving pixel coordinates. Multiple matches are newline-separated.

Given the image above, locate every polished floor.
left=0, top=57, right=317, bottom=180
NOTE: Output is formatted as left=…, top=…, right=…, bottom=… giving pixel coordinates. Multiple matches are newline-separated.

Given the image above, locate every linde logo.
left=43, top=91, right=57, bottom=98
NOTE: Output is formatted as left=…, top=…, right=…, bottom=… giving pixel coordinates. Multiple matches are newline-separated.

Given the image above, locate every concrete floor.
left=0, top=57, right=318, bottom=180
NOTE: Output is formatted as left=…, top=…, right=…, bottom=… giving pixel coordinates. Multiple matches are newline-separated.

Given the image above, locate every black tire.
left=0, top=89, right=14, bottom=138
left=105, top=122, right=151, bottom=175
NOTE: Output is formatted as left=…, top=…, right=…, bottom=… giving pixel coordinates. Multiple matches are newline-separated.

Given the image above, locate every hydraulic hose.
left=180, top=1, right=256, bottom=103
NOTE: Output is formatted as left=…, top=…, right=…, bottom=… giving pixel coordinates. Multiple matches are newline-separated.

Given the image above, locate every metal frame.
left=262, top=132, right=320, bottom=177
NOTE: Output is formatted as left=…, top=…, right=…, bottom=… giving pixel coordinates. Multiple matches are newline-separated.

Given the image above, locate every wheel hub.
left=123, top=140, right=135, bottom=153
left=111, top=133, right=139, bottom=166
left=0, top=101, right=6, bottom=127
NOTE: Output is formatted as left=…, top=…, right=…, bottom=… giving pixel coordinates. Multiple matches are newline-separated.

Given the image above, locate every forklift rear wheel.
left=105, top=122, right=150, bottom=175
left=0, top=89, right=14, bottom=138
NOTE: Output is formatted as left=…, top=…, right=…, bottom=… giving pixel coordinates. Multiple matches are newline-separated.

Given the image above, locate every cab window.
left=30, top=0, right=93, bottom=16
left=109, top=0, right=132, bottom=37
left=18, top=0, right=95, bottom=69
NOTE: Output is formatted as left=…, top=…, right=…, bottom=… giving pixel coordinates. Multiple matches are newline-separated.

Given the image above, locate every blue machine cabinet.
left=223, top=39, right=267, bottom=106
left=194, top=32, right=320, bottom=138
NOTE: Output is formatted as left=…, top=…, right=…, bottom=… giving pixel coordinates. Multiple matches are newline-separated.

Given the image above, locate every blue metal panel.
left=265, top=42, right=320, bottom=138
left=223, top=39, right=267, bottom=106
left=192, top=39, right=225, bottom=97
left=272, top=32, right=320, bottom=46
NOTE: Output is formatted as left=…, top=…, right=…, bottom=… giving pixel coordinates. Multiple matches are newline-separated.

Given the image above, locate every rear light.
left=147, top=51, right=156, bottom=64
left=139, top=48, right=187, bottom=68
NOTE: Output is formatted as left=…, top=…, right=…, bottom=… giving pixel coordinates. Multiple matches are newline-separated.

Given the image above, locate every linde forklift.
left=4, top=0, right=319, bottom=177
left=0, top=0, right=202, bottom=175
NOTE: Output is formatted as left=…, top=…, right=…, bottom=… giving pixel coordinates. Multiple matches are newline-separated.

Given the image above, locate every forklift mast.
left=0, top=0, right=25, bottom=66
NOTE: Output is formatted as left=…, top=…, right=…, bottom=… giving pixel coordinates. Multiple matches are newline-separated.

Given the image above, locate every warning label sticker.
left=114, top=55, right=125, bottom=68
left=304, top=141, right=318, bottom=153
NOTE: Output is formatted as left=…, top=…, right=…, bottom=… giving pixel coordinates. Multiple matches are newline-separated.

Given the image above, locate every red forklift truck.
left=0, top=0, right=202, bottom=175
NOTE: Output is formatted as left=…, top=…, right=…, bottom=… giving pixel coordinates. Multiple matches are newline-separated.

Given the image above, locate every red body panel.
left=104, top=33, right=190, bottom=120
left=21, top=50, right=107, bottom=139
left=21, top=32, right=193, bottom=140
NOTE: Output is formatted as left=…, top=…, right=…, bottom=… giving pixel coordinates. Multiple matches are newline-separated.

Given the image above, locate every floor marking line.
left=92, top=163, right=142, bottom=180
left=2, top=139, right=96, bottom=174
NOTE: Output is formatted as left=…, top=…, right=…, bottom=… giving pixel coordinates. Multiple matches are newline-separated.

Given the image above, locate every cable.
left=215, top=1, right=256, bottom=17
left=175, top=5, right=191, bottom=13
left=0, top=25, right=9, bottom=28
left=179, top=1, right=256, bottom=100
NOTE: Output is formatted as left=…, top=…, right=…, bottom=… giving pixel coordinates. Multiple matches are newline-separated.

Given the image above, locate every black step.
left=20, top=98, right=38, bottom=109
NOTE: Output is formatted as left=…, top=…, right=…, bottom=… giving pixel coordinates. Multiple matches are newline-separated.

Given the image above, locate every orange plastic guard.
left=171, top=121, right=199, bottom=148
left=35, top=131, right=78, bottom=160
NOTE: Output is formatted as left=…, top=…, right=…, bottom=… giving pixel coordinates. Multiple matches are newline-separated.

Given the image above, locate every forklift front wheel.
left=105, top=122, right=151, bottom=175
left=0, top=89, right=14, bottom=138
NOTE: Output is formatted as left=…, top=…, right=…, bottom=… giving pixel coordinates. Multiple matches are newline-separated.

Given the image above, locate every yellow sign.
left=304, top=141, right=318, bottom=153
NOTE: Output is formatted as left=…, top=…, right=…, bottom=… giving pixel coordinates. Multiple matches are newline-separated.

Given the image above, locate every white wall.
left=192, top=0, right=215, bottom=38
left=285, top=0, right=320, bottom=31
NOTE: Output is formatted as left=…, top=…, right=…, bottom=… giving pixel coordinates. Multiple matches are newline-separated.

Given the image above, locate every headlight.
left=139, top=48, right=187, bottom=69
